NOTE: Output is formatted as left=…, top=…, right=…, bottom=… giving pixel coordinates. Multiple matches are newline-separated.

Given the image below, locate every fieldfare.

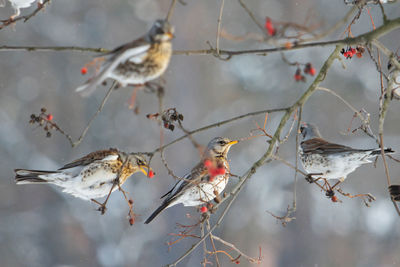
left=144, top=137, right=238, bottom=224
left=76, top=19, right=174, bottom=96
left=299, top=123, right=394, bottom=191
left=15, top=148, right=152, bottom=202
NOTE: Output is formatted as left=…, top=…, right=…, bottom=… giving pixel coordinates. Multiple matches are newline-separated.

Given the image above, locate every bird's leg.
left=330, top=177, right=345, bottom=190
left=305, top=173, right=323, bottom=183
left=213, top=190, right=221, bottom=204
left=128, top=85, right=143, bottom=110
left=336, top=188, right=376, bottom=207
left=323, top=179, right=336, bottom=197
left=91, top=182, right=116, bottom=215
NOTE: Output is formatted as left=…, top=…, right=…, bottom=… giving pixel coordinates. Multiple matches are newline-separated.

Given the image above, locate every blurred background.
left=0, top=0, right=400, bottom=266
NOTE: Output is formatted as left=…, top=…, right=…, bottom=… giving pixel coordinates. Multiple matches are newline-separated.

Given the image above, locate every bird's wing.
left=76, top=38, right=151, bottom=96
left=78, top=161, right=118, bottom=184
left=301, top=138, right=365, bottom=155
left=161, top=162, right=208, bottom=202
left=58, top=149, right=120, bottom=170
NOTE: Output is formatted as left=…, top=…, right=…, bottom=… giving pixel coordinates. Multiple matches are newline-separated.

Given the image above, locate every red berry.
left=204, top=159, right=213, bottom=168
left=235, top=260, right=240, bottom=264
left=331, top=196, right=338, bottom=202
left=46, top=114, right=53, bottom=121
left=309, top=67, right=316, bottom=76
left=264, top=17, right=276, bottom=36
left=349, top=47, right=356, bottom=55
left=148, top=170, right=155, bottom=178
left=80, top=67, right=88, bottom=75
left=164, top=123, right=169, bottom=129
left=356, top=52, right=363, bottom=58
left=294, top=74, right=304, bottom=82
left=200, top=206, right=208, bottom=213
left=129, top=217, right=135, bottom=225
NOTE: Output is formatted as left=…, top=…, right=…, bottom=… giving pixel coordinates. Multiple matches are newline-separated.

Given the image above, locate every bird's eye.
left=218, top=140, right=226, bottom=145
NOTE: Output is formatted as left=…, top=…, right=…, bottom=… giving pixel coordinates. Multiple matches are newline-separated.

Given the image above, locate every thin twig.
left=2, top=17, right=399, bottom=59
left=166, top=0, right=178, bottom=21
left=216, top=0, right=225, bottom=55
left=152, top=107, right=289, bottom=154
left=237, top=0, right=265, bottom=33
left=0, top=0, right=51, bottom=30
left=51, top=82, right=116, bottom=147
left=206, top=220, right=221, bottom=267
left=211, top=235, right=262, bottom=264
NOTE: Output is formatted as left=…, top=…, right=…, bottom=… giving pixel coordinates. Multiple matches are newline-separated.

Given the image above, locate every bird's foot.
left=98, top=205, right=107, bottom=215
left=325, top=189, right=335, bottom=198
left=92, top=199, right=108, bottom=215
left=305, top=175, right=315, bottom=183
left=213, top=190, right=221, bottom=204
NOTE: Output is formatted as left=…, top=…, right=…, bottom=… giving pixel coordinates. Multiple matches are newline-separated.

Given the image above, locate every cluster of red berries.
left=204, top=159, right=226, bottom=182
left=29, top=107, right=55, bottom=138
left=146, top=108, right=184, bottom=131
left=264, top=17, right=276, bottom=36
left=341, top=46, right=364, bottom=59
left=294, top=63, right=316, bottom=82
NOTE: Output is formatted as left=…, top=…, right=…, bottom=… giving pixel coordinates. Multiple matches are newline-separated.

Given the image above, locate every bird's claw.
left=97, top=205, right=107, bottom=215
left=325, top=189, right=335, bottom=197
left=305, top=175, right=315, bottom=183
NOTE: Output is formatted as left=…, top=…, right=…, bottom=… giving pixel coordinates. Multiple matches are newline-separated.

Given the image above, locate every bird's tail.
left=144, top=201, right=170, bottom=224
left=370, top=148, right=395, bottom=156
left=14, top=169, right=59, bottom=184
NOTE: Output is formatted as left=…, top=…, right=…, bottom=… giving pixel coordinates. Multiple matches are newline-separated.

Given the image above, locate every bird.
left=299, top=122, right=394, bottom=190
left=144, top=137, right=239, bottom=224
left=3, top=0, right=43, bottom=19
left=15, top=148, right=153, bottom=202
left=76, top=19, right=174, bottom=97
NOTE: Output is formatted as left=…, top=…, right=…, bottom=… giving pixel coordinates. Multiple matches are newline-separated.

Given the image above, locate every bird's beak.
left=139, top=165, right=155, bottom=178
left=228, top=140, right=239, bottom=146
left=139, top=166, right=149, bottom=176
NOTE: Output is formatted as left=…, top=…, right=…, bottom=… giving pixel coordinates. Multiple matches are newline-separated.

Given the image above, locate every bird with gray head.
left=15, top=148, right=153, bottom=202
left=145, top=137, right=239, bottom=224
left=299, top=122, right=394, bottom=188
left=76, top=19, right=174, bottom=96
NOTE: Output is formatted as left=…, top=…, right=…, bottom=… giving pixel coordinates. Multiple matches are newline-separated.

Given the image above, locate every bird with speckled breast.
left=76, top=19, right=174, bottom=96
left=145, top=137, right=239, bottom=224
left=15, top=148, right=153, bottom=202
left=299, top=123, right=394, bottom=189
